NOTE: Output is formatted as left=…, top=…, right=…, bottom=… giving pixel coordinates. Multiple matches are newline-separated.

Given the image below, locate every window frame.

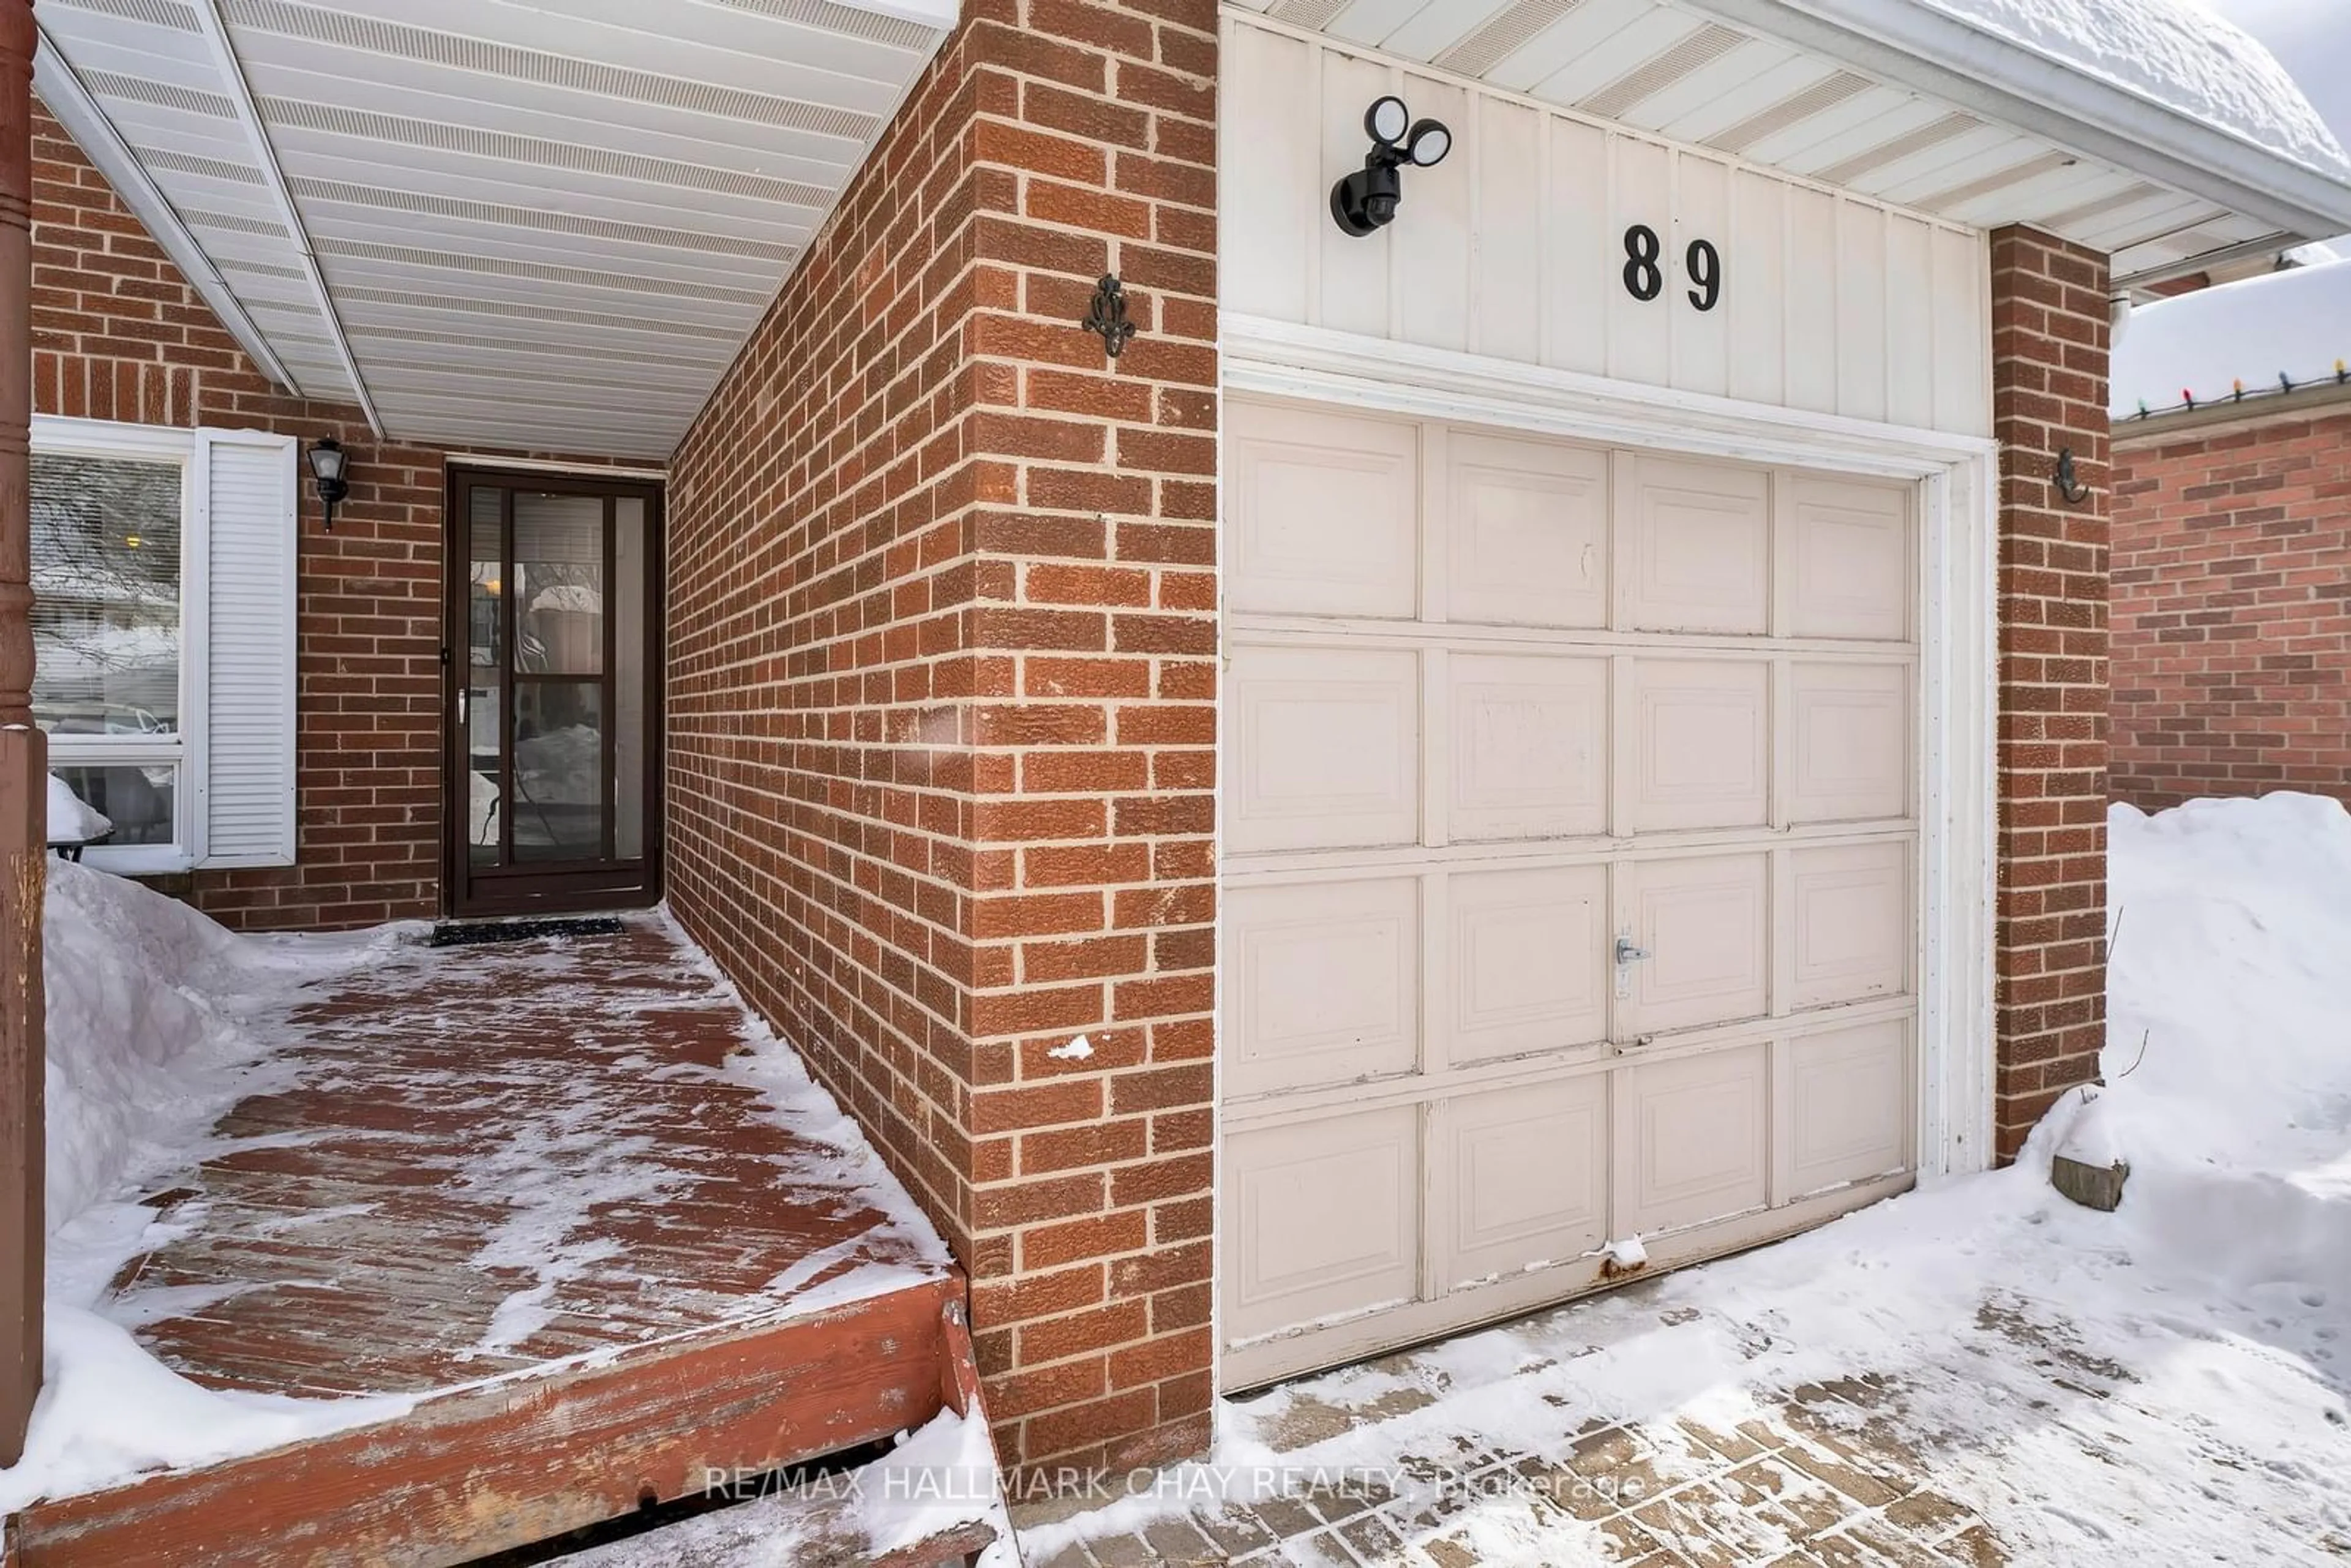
left=31, top=415, right=206, bottom=875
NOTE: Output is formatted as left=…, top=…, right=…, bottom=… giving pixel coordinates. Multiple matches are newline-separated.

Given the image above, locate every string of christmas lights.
left=2129, top=359, right=2351, bottom=419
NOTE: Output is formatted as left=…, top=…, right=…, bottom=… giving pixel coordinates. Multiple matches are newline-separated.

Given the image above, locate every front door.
left=445, top=467, right=662, bottom=918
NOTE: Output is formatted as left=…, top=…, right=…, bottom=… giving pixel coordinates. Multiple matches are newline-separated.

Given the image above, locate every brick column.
left=1989, top=225, right=2110, bottom=1160
left=0, top=0, right=43, bottom=1465
left=960, top=0, right=1220, bottom=1476
left=664, top=0, right=1217, bottom=1479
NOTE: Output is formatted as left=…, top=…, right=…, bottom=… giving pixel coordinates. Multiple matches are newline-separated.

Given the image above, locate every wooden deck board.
left=9, top=920, right=961, bottom=1566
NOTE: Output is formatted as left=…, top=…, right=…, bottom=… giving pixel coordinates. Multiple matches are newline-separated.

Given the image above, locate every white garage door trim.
left=1215, top=313, right=1997, bottom=1390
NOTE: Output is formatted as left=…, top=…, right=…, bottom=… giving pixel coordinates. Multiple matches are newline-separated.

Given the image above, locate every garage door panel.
left=1783, top=476, right=1912, bottom=642
left=1450, top=653, right=1609, bottom=841
left=1622, top=853, right=1769, bottom=1037
left=1783, top=1019, right=1911, bottom=1198
left=1225, top=1110, right=1421, bottom=1345
left=1439, top=1077, right=1608, bottom=1289
left=1229, top=644, right=1420, bottom=853
left=1226, top=878, right=1419, bottom=1097
left=1449, top=865, right=1609, bottom=1065
left=1229, top=401, right=1420, bottom=617
left=1221, top=409, right=1926, bottom=1384
left=1620, top=455, right=1771, bottom=634
left=1788, top=842, right=1912, bottom=1010
left=1614, top=1043, right=1770, bottom=1237
left=1788, top=662, right=1910, bottom=823
left=1447, top=432, right=1608, bottom=628
left=1630, top=659, right=1770, bottom=832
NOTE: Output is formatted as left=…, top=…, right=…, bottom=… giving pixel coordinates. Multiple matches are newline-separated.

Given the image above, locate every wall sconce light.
left=307, top=438, right=350, bottom=530
left=1330, top=95, right=1452, bottom=237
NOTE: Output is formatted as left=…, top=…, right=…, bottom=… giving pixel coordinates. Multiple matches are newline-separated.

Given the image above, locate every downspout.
left=0, top=0, right=44, bottom=1469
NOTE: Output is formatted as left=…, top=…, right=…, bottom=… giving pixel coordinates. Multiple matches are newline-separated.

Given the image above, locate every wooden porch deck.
left=8, top=920, right=981, bottom=1568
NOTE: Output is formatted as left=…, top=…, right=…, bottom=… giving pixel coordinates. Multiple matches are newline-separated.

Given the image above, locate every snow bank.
left=44, top=858, right=288, bottom=1235
left=2091, top=793, right=2351, bottom=1310
left=7, top=862, right=414, bottom=1512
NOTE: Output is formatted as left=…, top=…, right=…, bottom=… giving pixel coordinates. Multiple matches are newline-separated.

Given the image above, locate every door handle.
left=456, top=687, right=468, bottom=727
left=1613, top=932, right=1650, bottom=999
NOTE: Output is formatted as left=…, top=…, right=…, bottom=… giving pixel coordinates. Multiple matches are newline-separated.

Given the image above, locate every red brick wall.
left=664, top=0, right=1217, bottom=1474
left=32, top=102, right=617, bottom=930
left=2111, top=409, right=2351, bottom=809
left=1989, top=226, right=2111, bottom=1160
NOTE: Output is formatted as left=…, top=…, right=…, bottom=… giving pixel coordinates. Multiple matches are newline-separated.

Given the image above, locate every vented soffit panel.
left=34, top=0, right=959, bottom=459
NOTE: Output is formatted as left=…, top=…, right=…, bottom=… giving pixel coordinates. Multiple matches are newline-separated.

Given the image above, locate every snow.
left=9, top=883, right=956, bottom=1519
left=1603, top=1234, right=1648, bottom=1271
left=45, top=775, right=108, bottom=841
left=528, top=583, right=602, bottom=615
left=860, top=1407, right=1009, bottom=1559
left=2053, top=1088, right=2126, bottom=1171
left=2110, top=257, right=2351, bottom=416
left=550, top=1408, right=1017, bottom=1568
left=1025, top=792, right=2351, bottom=1566
left=23, top=795, right=2351, bottom=1559
left=669, top=909, right=956, bottom=1280
left=39, top=858, right=396, bottom=1237
left=12, top=862, right=417, bottom=1513
left=1909, top=0, right=2351, bottom=181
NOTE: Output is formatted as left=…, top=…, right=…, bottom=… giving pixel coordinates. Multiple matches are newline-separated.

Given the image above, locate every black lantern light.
left=1330, top=95, right=1453, bottom=237
left=307, top=438, right=350, bottom=530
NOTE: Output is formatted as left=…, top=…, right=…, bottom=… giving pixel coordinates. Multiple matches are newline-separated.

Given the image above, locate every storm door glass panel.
left=510, top=492, right=608, bottom=863
left=466, top=487, right=507, bottom=866
left=613, top=498, right=647, bottom=861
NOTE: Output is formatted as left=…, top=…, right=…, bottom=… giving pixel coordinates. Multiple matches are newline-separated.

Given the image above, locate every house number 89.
left=1622, top=226, right=1723, bottom=312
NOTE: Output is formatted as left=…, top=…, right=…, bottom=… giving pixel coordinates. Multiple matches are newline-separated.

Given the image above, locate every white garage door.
left=1219, top=396, right=1922, bottom=1387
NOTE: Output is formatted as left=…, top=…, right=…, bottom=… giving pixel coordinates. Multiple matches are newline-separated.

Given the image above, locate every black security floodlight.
left=1331, top=95, right=1454, bottom=237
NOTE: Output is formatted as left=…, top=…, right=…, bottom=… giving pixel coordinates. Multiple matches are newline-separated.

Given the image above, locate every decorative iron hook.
left=2053, top=447, right=2090, bottom=506
left=1080, top=274, right=1138, bottom=359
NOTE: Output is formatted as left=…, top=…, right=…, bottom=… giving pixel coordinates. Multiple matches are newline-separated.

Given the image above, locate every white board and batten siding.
left=1221, top=12, right=1993, bottom=438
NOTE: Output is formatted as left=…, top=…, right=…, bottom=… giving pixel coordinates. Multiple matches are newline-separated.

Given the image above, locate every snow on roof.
left=1909, top=0, right=2351, bottom=182
left=2110, top=259, right=2351, bottom=418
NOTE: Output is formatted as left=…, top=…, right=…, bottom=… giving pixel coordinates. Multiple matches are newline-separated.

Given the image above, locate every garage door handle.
left=1613, top=934, right=1649, bottom=1000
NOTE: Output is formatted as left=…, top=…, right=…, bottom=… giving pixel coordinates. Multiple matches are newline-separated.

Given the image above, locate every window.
left=31, top=417, right=299, bottom=874
left=34, top=447, right=189, bottom=860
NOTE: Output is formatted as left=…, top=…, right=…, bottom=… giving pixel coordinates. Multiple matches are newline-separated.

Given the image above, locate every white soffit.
left=33, top=0, right=958, bottom=460
left=1236, top=0, right=2351, bottom=290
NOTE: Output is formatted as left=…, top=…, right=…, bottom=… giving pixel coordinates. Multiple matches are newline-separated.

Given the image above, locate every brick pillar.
left=959, top=0, right=1220, bottom=1476
left=1989, top=225, right=2110, bottom=1160
left=0, top=0, right=42, bottom=1466
left=664, top=0, right=1216, bottom=1476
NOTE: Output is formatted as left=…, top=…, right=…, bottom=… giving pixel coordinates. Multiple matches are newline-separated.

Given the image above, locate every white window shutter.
left=196, top=430, right=299, bottom=868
